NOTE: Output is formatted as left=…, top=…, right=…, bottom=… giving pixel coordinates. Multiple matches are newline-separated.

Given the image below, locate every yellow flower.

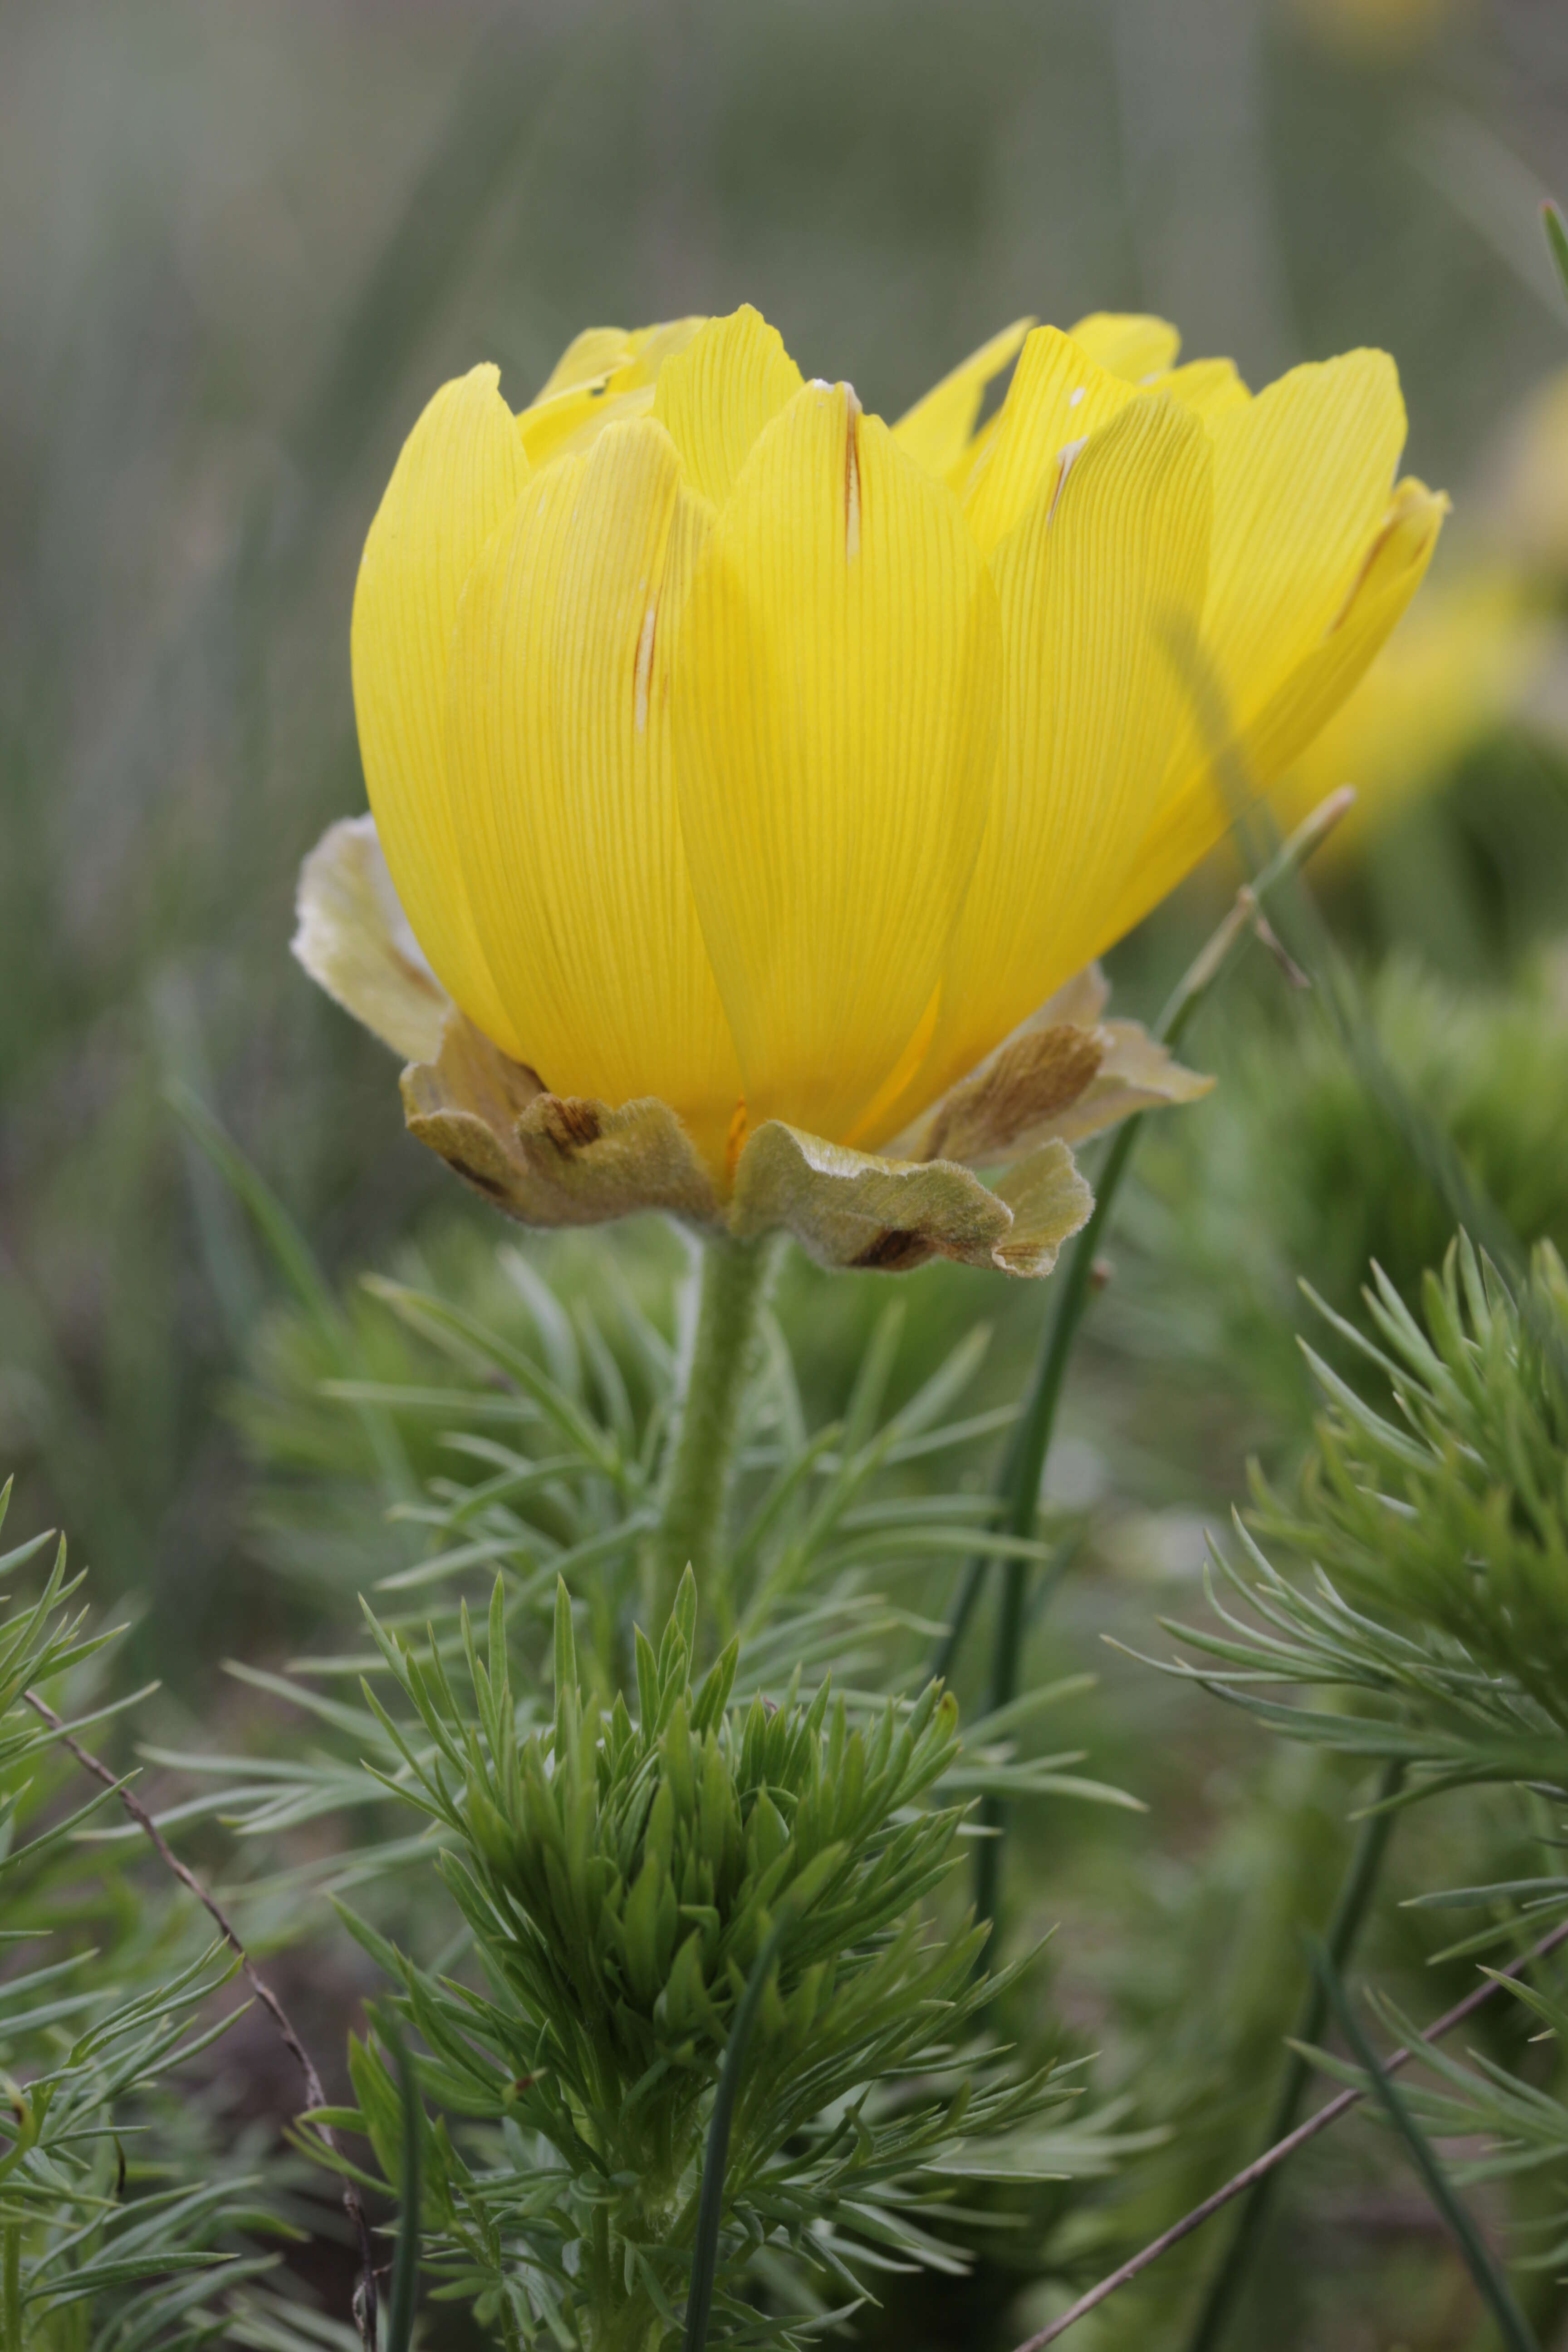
left=1269, top=566, right=1548, bottom=852
left=297, top=304, right=1442, bottom=1276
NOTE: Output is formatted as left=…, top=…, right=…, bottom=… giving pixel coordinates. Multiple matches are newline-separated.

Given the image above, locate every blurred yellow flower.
left=1288, top=0, right=1466, bottom=58
left=1492, top=366, right=1568, bottom=580
left=298, top=303, right=1442, bottom=1274
left=1271, top=567, right=1548, bottom=849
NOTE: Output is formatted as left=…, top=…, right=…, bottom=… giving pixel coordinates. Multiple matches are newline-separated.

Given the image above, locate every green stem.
left=1, top=2225, right=20, bottom=2352
left=954, top=786, right=1357, bottom=1946
left=652, top=1234, right=776, bottom=1626
left=970, top=1129, right=1134, bottom=1934
left=1182, top=1757, right=1406, bottom=2352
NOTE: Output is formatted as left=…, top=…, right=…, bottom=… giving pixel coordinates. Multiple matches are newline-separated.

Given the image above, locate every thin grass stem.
left=958, top=790, right=1356, bottom=1940
left=1182, top=1756, right=1406, bottom=2352
left=1010, top=1911, right=1568, bottom=2349
left=1308, top=1936, right=1540, bottom=2352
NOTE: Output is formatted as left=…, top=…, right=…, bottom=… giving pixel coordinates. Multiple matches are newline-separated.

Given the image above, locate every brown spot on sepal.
left=852, top=1227, right=934, bottom=1273
left=537, top=1097, right=604, bottom=1154
left=401, top=1019, right=720, bottom=1230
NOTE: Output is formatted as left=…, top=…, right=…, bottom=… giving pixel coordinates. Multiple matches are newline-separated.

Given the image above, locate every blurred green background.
left=6, top=4, right=1568, bottom=2342
left=4, top=0, right=1567, bottom=1669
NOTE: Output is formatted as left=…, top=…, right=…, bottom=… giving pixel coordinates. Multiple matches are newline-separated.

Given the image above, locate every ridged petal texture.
left=350, top=364, right=530, bottom=1056
left=672, top=379, right=1002, bottom=1147
left=897, top=378, right=1213, bottom=1124
left=891, top=317, right=1034, bottom=492
left=445, top=417, right=742, bottom=1176
left=1092, top=356, right=1443, bottom=952
left=653, top=306, right=804, bottom=506
left=516, top=318, right=706, bottom=468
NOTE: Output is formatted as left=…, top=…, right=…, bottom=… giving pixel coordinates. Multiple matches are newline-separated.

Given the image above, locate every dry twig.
left=1015, top=1913, right=1568, bottom=2349
left=25, top=1687, right=381, bottom=2352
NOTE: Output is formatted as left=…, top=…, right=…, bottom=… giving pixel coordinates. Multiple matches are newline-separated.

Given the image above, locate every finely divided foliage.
left=328, top=1572, right=1068, bottom=2350
left=200, top=1233, right=1123, bottom=1865
left=17, top=1064, right=1568, bottom=2341
left=1160, top=1240, right=1568, bottom=2277
left=1165, top=1236, right=1568, bottom=1797
left=0, top=1489, right=354, bottom=2352
left=1, top=1198, right=1124, bottom=2352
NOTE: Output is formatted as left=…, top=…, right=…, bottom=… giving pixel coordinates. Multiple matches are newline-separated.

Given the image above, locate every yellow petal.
left=893, top=391, right=1212, bottom=1124
left=351, top=363, right=530, bottom=1057
left=1155, top=356, right=1252, bottom=422
left=1196, top=350, right=1407, bottom=745
left=1080, top=349, right=1412, bottom=945
left=533, top=326, right=639, bottom=402
left=1092, top=475, right=1447, bottom=949
left=1067, top=311, right=1181, bottom=381
left=444, top=416, right=742, bottom=1176
left=1239, top=477, right=1450, bottom=784
left=962, top=326, right=1144, bottom=560
left=673, top=381, right=1003, bottom=1146
left=519, top=317, right=707, bottom=469
left=652, top=305, right=804, bottom=507
left=617, top=317, right=709, bottom=386
left=891, top=316, right=1034, bottom=484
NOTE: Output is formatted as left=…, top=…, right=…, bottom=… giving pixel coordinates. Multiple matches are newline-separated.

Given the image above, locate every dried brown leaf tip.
left=892, top=966, right=1212, bottom=1168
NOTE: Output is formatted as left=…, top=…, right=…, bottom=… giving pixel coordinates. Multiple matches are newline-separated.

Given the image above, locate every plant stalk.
left=970, top=1138, right=1132, bottom=1935
left=1182, top=1757, right=1406, bottom=2352
left=962, top=788, right=1357, bottom=1940
left=652, top=1233, right=776, bottom=1624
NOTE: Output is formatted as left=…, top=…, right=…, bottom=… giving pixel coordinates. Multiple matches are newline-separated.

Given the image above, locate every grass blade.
left=1307, top=1936, right=1539, bottom=2352
left=1544, top=200, right=1568, bottom=309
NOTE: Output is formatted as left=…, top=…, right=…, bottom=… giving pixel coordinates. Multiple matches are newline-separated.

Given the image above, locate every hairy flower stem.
left=952, top=787, right=1356, bottom=1946
left=1181, top=1757, right=1406, bottom=2352
left=652, top=1233, right=776, bottom=1627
